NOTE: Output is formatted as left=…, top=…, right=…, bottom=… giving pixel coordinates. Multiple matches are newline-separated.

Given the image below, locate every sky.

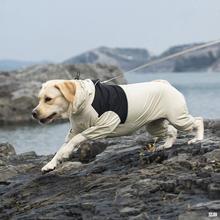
left=1, top=0, right=220, bottom=62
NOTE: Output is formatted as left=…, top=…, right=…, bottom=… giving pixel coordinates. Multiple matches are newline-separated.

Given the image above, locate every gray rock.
left=0, top=143, right=16, bottom=157
left=55, top=161, right=83, bottom=174
left=63, top=43, right=220, bottom=73
left=178, top=212, right=211, bottom=220
left=119, top=207, right=141, bottom=216
left=191, top=200, right=220, bottom=211
left=208, top=183, right=220, bottom=200
left=129, top=213, right=149, bottom=220
left=141, top=43, right=220, bottom=73
left=63, top=46, right=151, bottom=72
left=0, top=120, right=220, bottom=219
left=204, top=149, right=220, bottom=163
left=179, top=200, right=220, bottom=220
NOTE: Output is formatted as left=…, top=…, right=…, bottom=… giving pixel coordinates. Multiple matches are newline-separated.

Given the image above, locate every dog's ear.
left=55, top=81, right=76, bottom=103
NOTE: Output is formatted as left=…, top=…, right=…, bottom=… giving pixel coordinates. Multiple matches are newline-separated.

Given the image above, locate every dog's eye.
left=45, top=97, right=52, bottom=102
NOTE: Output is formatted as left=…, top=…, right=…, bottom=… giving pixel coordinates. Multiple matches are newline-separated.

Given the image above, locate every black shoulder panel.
left=92, top=80, right=128, bottom=124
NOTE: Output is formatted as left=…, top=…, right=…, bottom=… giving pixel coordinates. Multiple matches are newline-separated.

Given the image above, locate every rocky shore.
left=0, top=119, right=220, bottom=219
left=0, top=63, right=126, bottom=125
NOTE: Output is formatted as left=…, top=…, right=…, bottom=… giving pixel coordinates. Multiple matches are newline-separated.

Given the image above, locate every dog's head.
left=32, top=80, right=76, bottom=124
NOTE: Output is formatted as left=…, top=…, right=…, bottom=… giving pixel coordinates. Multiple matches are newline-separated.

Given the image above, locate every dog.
left=32, top=79, right=204, bottom=172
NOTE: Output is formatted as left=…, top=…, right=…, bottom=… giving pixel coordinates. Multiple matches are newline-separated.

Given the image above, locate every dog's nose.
left=32, top=110, right=38, bottom=119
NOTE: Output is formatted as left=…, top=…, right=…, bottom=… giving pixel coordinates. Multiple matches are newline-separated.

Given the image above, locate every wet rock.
left=204, top=149, right=220, bottom=163
left=55, top=161, right=83, bottom=174
left=0, top=120, right=220, bottom=219
left=178, top=211, right=210, bottom=220
left=128, top=212, right=149, bottom=220
left=208, top=183, right=220, bottom=200
left=0, top=165, right=18, bottom=183
left=179, top=200, right=220, bottom=220
left=78, top=141, right=108, bottom=163
left=120, top=207, right=142, bottom=216
left=0, top=143, right=16, bottom=157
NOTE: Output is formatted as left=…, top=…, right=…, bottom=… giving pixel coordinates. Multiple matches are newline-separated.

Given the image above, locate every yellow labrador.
left=33, top=79, right=204, bottom=172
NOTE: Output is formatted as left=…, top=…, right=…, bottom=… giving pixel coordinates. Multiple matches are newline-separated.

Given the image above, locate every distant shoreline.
left=1, top=42, right=220, bottom=72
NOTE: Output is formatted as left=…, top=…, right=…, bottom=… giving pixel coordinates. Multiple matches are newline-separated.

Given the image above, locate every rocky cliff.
left=0, top=63, right=126, bottom=125
left=63, top=44, right=220, bottom=73
left=63, top=46, right=151, bottom=72
left=143, top=43, right=220, bottom=73
left=0, top=120, right=220, bottom=219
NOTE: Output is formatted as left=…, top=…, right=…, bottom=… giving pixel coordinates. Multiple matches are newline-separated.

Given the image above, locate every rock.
left=0, top=143, right=16, bottom=157
left=204, top=149, right=220, bottom=163
left=179, top=200, right=220, bottom=220
left=63, top=43, right=220, bottom=73
left=55, top=161, right=83, bottom=174
left=0, top=165, right=18, bottom=183
left=0, top=120, right=220, bottom=219
left=192, top=200, right=220, bottom=210
left=142, top=43, right=220, bottom=73
left=0, top=63, right=126, bottom=125
left=128, top=213, right=149, bottom=220
left=119, top=207, right=141, bottom=216
left=63, top=46, right=151, bottom=72
left=208, top=183, right=220, bottom=200
left=178, top=212, right=210, bottom=220
left=78, top=141, right=108, bottom=163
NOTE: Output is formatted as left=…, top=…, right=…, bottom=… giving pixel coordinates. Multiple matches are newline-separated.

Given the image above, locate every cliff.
left=63, top=46, right=151, bottom=72
left=143, top=43, right=220, bottom=73
left=63, top=43, right=220, bottom=73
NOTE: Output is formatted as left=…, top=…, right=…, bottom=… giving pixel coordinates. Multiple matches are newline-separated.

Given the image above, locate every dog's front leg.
left=41, top=134, right=86, bottom=172
left=42, top=111, right=121, bottom=172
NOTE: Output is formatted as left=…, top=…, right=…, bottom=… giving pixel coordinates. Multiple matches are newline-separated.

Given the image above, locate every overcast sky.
left=1, top=0, right=220, bottom=62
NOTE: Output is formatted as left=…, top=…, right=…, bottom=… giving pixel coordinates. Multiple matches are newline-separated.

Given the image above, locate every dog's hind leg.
left=187, top=117, right=204, bottom=144
left=146, top=119, right=177, bottom=150
left=160, top=124, right=177, bottom=150
left=167, top=104, right=204, bottom=145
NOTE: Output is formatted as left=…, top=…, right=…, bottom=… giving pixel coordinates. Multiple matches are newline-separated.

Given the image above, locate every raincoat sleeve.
left=81, top=111, right=121, bottom=140
left=64, top=127, right=81, bottom=143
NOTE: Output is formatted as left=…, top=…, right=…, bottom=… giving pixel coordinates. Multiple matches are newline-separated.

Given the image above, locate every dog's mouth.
left=39, top=112, right=57, bottom=124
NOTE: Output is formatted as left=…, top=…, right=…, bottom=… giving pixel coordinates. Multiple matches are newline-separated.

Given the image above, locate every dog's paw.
left=41, top=160, right=58, bottom=173
left=156, top=145, right=165, bottom=151
left=187, top=138, right=202, bottom=145
left=188, top=138, right=196, bottom=145
left=156, top=144, right=173, bottom=151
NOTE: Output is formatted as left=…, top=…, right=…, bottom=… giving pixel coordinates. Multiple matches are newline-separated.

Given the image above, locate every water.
left=125, top=72, right=220, bottom=119
left=0, top=72, right=220, bottom=154
left=0, top=123, right=69, bottom=155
